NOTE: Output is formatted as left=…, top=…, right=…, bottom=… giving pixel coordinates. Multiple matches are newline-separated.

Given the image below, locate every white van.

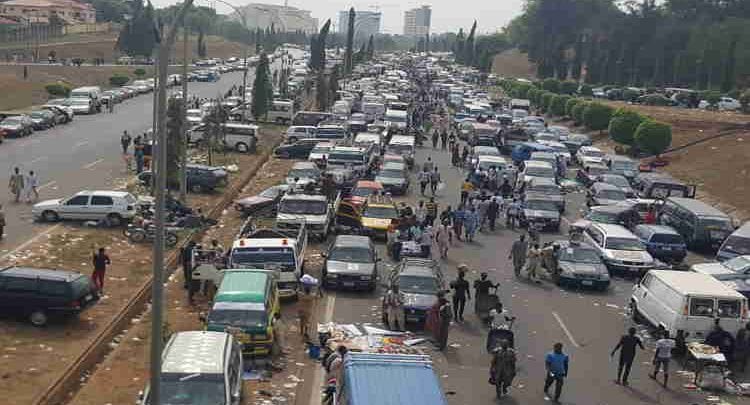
left=189, top=122, right=258, bottom=153
left=353, top=132, right=382, bottom=151
left=362, top=102, right=386, bottom=121
left=386, top=135, right=415, bottom=168
left=333, top=100, right=351, bottom=116
left=268, top=100, right=294, bottom=124
left=384, top=109, right=408, bottom=133
left=70, top=86, right=102, bottom=112
left=632, top=270, right=748, bottom=340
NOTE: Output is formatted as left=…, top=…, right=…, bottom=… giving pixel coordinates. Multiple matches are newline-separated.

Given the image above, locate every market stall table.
left=686, top=343, right=729, bottom=388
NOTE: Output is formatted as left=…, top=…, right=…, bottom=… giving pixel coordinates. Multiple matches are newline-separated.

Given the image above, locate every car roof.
left=529, top=177, right=557, bottom=186
left=331, top=146, right=366, bottom=153
left=215, top=269, right=271, bottom=303
left=647, top=270, right=746, bottom=298
left=635, top=224, right=679, bottom=236
left=580, top=146, right=602, bottom=153
left=291, top=161, right=319, bottom=169
left=0, top=266, right=83, bottom=281
left=591, top=223, right=637, bottom=238
left=399, top=258, right=439, bottom=277
left=76, top=190, right=132, bottom=197
left=162, top=331, right=229, bottom=375
left=592, top=182, right=622, bottom=191
left=333, top=234, right=371, bottom=248
left=730, top=221, right=750, bottom=238
left=667, top=197, right=730, bottom=218
left=355, top=180, right=383, bottom=189
left=524, top=160, right=554, bottom=168
left=590, top=203, right=636, bottom=214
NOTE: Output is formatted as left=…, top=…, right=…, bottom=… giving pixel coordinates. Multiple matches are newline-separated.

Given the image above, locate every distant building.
left=0, top=0, right=96, bottom=24
left=403, top=5, right=431, bottom=37
left=235, top=3, right=317, bottom=33
left=337, top=10, right=381, bottom=44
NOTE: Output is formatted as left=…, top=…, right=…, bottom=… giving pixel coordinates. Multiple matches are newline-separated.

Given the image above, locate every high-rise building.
left=337, top=10, right=381, bottom=44
left=234, top=3, right=318, bottom=33
left=403, top=5, right=431, bottom=37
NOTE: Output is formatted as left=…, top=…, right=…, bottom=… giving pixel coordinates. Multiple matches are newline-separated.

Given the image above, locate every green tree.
left=550, top=95, right=571, bottom=116
left=565, top=97, right=580, bottom=117
left=559, top=81, right=578, bottom=95
left=583, top=102, right=614, bottom=131
left=310, top=19, right=331, bottom=71
left=45, top=83, right=71, bottom=97
left=463, top=21, right=477, bottom=66
left=542, top=78, right=560, bottom=93
left=115, top=0, right=158, bottom=57
left=541, top=91, right=555, bottom=112
left=109, top=74, right=129, bottom=86
left=251, top=53, right=272, bottom=121
left=634, top=120, right=672, bottom=155
left=572, top=101, right=588, bottom=125
left=134, top=68, right=146, bottom=77
left=739, top=90, right=750, bottom=113
left=366, top=35, right=374, bottom=60
left=344, top=7, right=355, bottom=74
left=579, top=84, right=593, bottom=97
left=608, top=108, right=645, bottom=145
left=197, top=29, right=207, bottom=58
left=703, top=91, right=721, bottom=109
left=621, top=89, right=639, bottom=103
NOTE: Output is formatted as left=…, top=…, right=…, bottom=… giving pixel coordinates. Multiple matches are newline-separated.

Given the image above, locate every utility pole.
left=150, top=1, right=194, bottom=404
left=180, top=25, right=189, bottom=203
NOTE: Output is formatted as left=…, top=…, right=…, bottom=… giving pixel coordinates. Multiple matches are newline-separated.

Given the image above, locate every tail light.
left=69, top=300, right=81, bottom=309
left=743, top=304, right=748, bottom=319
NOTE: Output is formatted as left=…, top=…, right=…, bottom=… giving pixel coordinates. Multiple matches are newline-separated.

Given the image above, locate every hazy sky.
left=150, top=0, right=525, bottom=34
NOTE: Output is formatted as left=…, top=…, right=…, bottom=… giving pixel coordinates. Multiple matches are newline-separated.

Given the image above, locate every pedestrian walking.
left=706, top=319, right=736, bottom=365
left=437, top=295, right=452, bottom=350
left=450, top=266, right=471, bottom=322
left=460, top=178, right=474, bottom=206
left=430, top=167, right=441, bottom=196
left=181, top=241, right=196, bottom=300
left=431, top=130, right=439, bottom=148
left=91, top=247, right=110, bottom=293
left=414, top=200, right=426, bottom=226
left=272, top=312, right=290, bottom=355
left=385, top=284, right=405, bottom=331
left=440, top=130, right=447, bottom=150
left=544, top=342, right=569, bottom=402
left=423, top=156, right=434, bottom=172
left=453, top=205, right=465, bottom=241
left=108, top=99, right=114, bottom=113
left=650, top=330, right=675, bottom=387
left=506, top=198, right=520, bottom=229
left=499, top=177, right=513, bottom=199
left=0, top=204, right=5, bottom=240
left=509, top=235, right=528, bottom=277
left=120, top=131, right=132, bottom=154
left=134, top=137, right=145, bottom=174
left=611, top=327, right=645, bottom=386
left=451, top=144, right=460, bottom=167
left=735, top=323, right=750, bottom=372
left=25, top=170, right=38, bottom=202
left=420, top=225, right=433, bottom=258
left=491, top=339, right=517, bottom=397
left=297, top=281, right=319, bottom=340
left=418, top=168, right=430, bottom=196
left=526, top=243, right=542, bottom=282
left=463, top=206, right=479, bottom=242
left=425, top=197, right=438, bottom=226
left=435, top=222, right=451, bottom=259
left=478, top=197, right=490, bottom=231
left=8, top=167, right=24, bottom=203
left=487, top=198, right=500, bottom=231
left=425, top=292, right=450, bottom=349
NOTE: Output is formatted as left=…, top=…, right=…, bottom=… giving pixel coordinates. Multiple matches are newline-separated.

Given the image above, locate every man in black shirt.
left=473, top=272, right=499, bottom=313
left=450, top=266, right=471, bottom=322
left=611, top=327, right=645, bottom=385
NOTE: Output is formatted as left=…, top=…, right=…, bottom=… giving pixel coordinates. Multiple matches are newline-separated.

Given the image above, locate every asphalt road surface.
left=0, top=66, right=269, bottom=258
left=312, top=143, right=737, bottom=405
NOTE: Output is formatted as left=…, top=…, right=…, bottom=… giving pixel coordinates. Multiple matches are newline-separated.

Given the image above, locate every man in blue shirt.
left=544, top=342, right=569, bottom=402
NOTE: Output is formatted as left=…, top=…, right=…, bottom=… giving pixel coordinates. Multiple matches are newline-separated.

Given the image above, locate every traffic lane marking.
left=552, top=311, right=581, bottom=348
left=29, top=156, right=47, bottom=165
left=73, top=140, right=89, bottom=149
left=83, top=158, right=103, bottom=169
left=0, top=223, right=62, bottom=262
left=38, top=180, right=57, bottom=190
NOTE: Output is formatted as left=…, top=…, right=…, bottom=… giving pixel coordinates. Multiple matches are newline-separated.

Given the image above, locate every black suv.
left=138, top=164, right=228, bottom=193
left=0, top=267, right=100, bottom=326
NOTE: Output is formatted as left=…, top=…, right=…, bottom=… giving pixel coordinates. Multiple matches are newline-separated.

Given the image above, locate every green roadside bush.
left=572, top=101, right=588, bottom=125
left=134, top=68, right=146, bottom=77
left=703, top=91, right=721, bottom=109
left=583, top=102, right=614, bottom=131
left=608, top=108, right=645, bottom=145
left=109, top=74, right=130, bottom=87
left=642, top=94, right=672, bottom=106
left=634, top=120, right=672, bottom=155
left=550, top=95, right=571, bottom=117
left=579, top=84, right=593, bottom=97
left=527, top=88, right=540, bottom=105
left=541, top=92, right=556, bottom=112
left=565, top=98, right=580, bottom=117
left=739, top=90, right=750, bottom=113
left=559, top=81, right=578, bottom=95
left=542, top=78, right=560, bottom=93
left=45, top=82, right=71, bottom=98
left=622, top=89, right=640, bottom=103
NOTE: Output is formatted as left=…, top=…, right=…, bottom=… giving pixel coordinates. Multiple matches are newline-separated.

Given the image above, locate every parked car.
left=322, top=235, right=379, bottom=290
left=381, top=258, right=444, bottom=325
left=692, top=255, right=750, bottom=277
left=699, top=97, right=741, bottom=111
left=547, top=240, right=610, bottom=290
left=0, top=115, right=34, bottom=137
left=63, top=97, right=95, bottom=114
left=0, top=266, right=99, bottom=326
left=32, top=190, right=138, bottom=226
left=234, top=184, right=288, bottom=216
left=137, top=164, right=228, bottom=193
left=596, top=174, right=635, bottom=197
left=583, top=222, right=655, bottom=277
left=42, top=101, right=74, bottom=122
left=577, top=163, right=610, bottom=187
left=717, top=222, right=750, bottom=262
left=285, top=125, right=317, bottom=142
left=633, top=224, right=688, bottom=263
left=375, top=163, right=410, bottom=195
left=40, top=105, right=71, bottom=124
left=658, top=197, right=734, bottom=251
left=28, top=109, right=56, bottom=130
left=520, top=195, right=561, bottom=231
left=576, top=146, right=606, bottom=166
left=587, top=182, right=628, bottom=207
left=274, top=138, right=320, bottom=159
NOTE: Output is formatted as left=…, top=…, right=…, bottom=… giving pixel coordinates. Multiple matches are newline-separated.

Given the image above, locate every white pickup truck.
left=276, top=190, right=341, bottom=240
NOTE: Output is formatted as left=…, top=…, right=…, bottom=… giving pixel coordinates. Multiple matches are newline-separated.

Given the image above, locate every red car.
left=347, top=180, right=384, bottom=207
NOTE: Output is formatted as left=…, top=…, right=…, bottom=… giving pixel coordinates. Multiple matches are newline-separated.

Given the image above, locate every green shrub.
left=565, top=98, right=580, bottom=117
left=550, top=95, right=571, bottom=117
left=109, top=74, right=130, bottom=87
left=642, top=94, right=672, bottom=106
left=727, top=89, right=741, bottom=99
left=134, top=68, right=146, bottom=77
left=542, top=78, right=560, bottom=93
left=703, top=91, right=721, bottom=109
left=739, top=90, right=750, bottom=113
left=572, top=101, right=588, bottom=125
left=45, top=82, right=71, bottom=98
left=579, top=84, right=593, bottom=97
left=527, top=88, right=540, bottom=105
left=622, top=89, right=640, bottom=103
left=514, top=83, right=533, bottom=99
left=608, top=108, right=645, bottom=145
left=634, top=120, right=672, bottom=155
left=583, top=102, right=614, bottom=131
left=559, top=81, right=578, bottom=95
left=541, top=92, right=555, bottom=112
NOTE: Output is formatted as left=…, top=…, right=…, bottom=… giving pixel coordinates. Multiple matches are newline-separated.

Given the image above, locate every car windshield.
left=30, top=111, right=47, bottom=118
left=587, top=211, right=619, bottom=223
left=279, top=199, right=327, bottom=215
left=584, top=149, right=604, bottom=158
left=722, top=236, right=750, bottom=255
left=601, top=176, right=630, bottom=187
left=378, top=170, right=404, bottom=179
left=327, top=152, right=365, bottom=164
left=559, top=247, right=601, bottom=264
left=598, top=190, right=627, bottom=200
left=612, top=161, right=638, bottom=171
left=259, top=187, right=281, bottom=198
left=385, top=113, right=406, bottom=122
left=311, top=146, right=331, bottom=154
left=525, top=200, right=559, bottom=212
left=526, top=167, right=555, bottom=177
left=700, top=218, right=734, bottom=231
left=398, top=275, right=437, bottom=294
left=156, top=376, right=225, bottom=405
left=724, top=256, right=750, bottom=274
left=329, top=246, right=372, bottom=263
left=69, top=99, right=89, bottom=105
left=387, top=144, right=413, bottom=155
left=231, top=247, right=295, bottom=267
left=352, top=187, right=377, bottom=197
left=605, top=237, right=644, bottom=251
left=207, top=308, right=267, bottom=329
left=2, top=117, right=23, bottom=125
left=288, top=168, right=320, bottom=179
left=364, top=206, right=399, bottom=219
left=650, top=233, right=684, bottom=244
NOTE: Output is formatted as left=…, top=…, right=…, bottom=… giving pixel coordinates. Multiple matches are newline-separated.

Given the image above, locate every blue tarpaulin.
left=342, top=353, right=448, bottom=405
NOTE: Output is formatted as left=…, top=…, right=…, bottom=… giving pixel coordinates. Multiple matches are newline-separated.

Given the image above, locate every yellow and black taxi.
left=337, top=195, right=400, bottom=239
left=204, top=269, right=280, bottom=357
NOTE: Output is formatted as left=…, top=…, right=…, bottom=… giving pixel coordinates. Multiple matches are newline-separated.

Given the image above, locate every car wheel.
left=30, top=310, right=48, bottom=326
left=42, top=210, right=59, bottom=222
left=631, top=302, right=644, bottom=323
left=235, top=143, right=249, bottom=153
left=106, top=213, right=123, bottom=227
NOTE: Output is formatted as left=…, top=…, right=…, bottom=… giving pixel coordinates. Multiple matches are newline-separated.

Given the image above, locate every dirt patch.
left=492, top=48, right=536, bottom=80
left=0, top=136, right=275, bottom=405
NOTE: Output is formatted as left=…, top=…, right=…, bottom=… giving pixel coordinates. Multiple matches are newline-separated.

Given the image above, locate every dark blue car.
left=511, top=142, right=554, bottom=164
left=633, top=224, right=687, bottom=263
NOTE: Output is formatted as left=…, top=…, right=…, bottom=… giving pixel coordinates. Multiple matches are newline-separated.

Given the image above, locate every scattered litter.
left=605, top=303, right=619, bottom=309
left=283, top=383, right=297, bottom=389
left=294, top=362, right=306, bottom=367
left=449, top=343, right=461, bottom=348
left=442, top=374, right=449, bottom=378
left=404, top=338, right=426, bottom=346
left=288, top=375, right=303, bottom=383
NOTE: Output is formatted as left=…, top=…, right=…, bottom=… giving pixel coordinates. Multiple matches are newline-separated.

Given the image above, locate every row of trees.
left=501, top=79, right=673, bottom=155
left=505, top=0, right=750, bottom=91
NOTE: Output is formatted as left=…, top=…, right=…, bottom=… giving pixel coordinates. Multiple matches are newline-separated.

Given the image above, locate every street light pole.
left=180, top=25, right=189, bottom=203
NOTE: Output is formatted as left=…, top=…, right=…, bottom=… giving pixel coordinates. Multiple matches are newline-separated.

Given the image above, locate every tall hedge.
left=541, top=78, right=560, bottom=93
left=608, top=108, right=645, bottom=145
left=541, top=92, right=555, bottom=112
left=579, top=84, right=593, bottom=97
left=559, top=81, right=578, bottom=95
left=527, top=88, right=540, bottom=105
left=634, top=120, right=672, bottom=155
left=45, top=83, right=71, bottom=98
left=583, top=102, right=614, bottom=131
left=565, top=98, right=580, bottom=117
left=572, top=101, right=588, bottom=125
left=550, top=95, right=571, bottom=116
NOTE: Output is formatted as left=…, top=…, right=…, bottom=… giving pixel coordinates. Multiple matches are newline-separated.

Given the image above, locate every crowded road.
left=311, top=144, right=718, bottom=405
left=0, top=67, right=269, bottom=256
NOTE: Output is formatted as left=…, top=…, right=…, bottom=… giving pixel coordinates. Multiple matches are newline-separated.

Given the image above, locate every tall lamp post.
left=209, top=0, right=252, bottom=110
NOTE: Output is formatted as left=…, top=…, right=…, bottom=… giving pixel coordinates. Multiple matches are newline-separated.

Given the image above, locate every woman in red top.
left=644, top=207, right=657, bottom=224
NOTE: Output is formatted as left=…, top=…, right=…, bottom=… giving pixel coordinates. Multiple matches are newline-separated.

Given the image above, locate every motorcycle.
left=124, top=224, right=179, bottom=247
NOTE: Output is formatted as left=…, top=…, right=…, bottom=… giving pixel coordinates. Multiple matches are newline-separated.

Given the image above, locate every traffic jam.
left=3, top=49, right=750, bottom=405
